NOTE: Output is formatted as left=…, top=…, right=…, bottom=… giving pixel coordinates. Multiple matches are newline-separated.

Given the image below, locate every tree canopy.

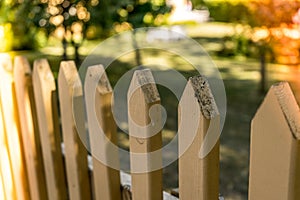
left=0, top=0, right=171, bottom=52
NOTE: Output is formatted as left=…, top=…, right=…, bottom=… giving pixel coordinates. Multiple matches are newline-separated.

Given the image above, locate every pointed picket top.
left=128, top=69, right=164, bottom=140
left=249, top=82, right=300, bottom=200
left=14, top=56, right=48, bottom=200
left=84, top=64, right=121, bottom=200
left=179, top=75, right=219, bottom=200
left=85, top=64, right=113, bottom=94
left=14, top=56, right=31, bottom=75
left=58, top=61, right=91, bottom=200
left=272, top=82, right=300, bottom=139
left=128, top=69, right=163, bottom=200
left=59, top=61, right=83, bottom=96
left=59, top=61, right=89, bottom=148
left=128, top=69, right=160, bottom=104
left=84, top=64, right=115, bottom=155
left=179, top=75, right=220, bottom=158
left=33, top=59, right=56, bottom=93
left=189, top=76, right=219, bottom=119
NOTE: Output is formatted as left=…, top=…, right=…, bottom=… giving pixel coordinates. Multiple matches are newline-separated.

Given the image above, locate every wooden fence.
left=248, top=82, right=300, bottom=200
left=0, top=55, right=300, bottom=200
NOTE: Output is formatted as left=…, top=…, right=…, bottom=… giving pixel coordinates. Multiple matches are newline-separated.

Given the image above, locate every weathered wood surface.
left=179, top=76, right=220, bottom=200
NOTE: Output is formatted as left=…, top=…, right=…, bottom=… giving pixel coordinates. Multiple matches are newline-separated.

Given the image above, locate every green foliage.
left=218, top=35, right=257, bottom=58
left=0, top=0, right=172, bottom=51
left=205, top=1, right=251, bottom=24
left=0, top=0, right=42, bottom=50
left=88, top=1, right=111, bottom=37
left=12, top=0, right=40, bottom=50
left=111, top=0, right=171, bottom=28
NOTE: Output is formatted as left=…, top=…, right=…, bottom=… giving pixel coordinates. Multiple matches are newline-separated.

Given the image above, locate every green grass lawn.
left=11, top=22, right=300, bottom=200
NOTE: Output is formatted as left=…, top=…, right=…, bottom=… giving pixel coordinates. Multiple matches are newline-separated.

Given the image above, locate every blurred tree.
left=109, top=0, right=171, bottom=66
left=32, top=0, right=170, bottom=62
left=28, top=0, right=100, bottom=62
left=249, top=0, right=300, bottom=93
left=111, top=0, right=171, bottom=30
left=0, top=0, right=171, bottom=61
left=0, top=0, right=40, bottom=50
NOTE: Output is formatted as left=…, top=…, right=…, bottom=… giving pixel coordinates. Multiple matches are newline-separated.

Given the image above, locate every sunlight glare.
left=0, top=26, right=4, bottom=39
left=283, top=27, right=300, bottom=40
left=252, top=28, right=270, bottom=42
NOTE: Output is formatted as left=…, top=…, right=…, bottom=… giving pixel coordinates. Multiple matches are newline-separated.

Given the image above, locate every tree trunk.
left=62, top=38, right=67, bottom=61
left=74, top=44, right=80, bottom=65
left=259, top=45, right=266, bottom=94
left=132, top=30, right=142, bottom=66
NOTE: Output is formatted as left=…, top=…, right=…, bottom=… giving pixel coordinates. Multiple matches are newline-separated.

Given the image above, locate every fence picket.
left=32, top=59, right=67, bottom=200
left=249, top=82, right=300, bottom=199
left=0, top=78, right=15, bottom=200
left=0, top=55, right=30, bottom=200
left=128, top=69, right=163, bottom=200
left=58, top=61, right=91, bottom=200
left=3, top=53, right=300, bottom=200
left=84, top=65, right=122, bottom=200
left=14, top=56, right=48, bottom=200
left=178, top=76, right=220, bottom=200
left=0, top=171, right=5, bottom=200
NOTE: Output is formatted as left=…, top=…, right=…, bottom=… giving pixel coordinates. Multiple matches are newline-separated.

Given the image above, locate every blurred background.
left=2, top=0, right=300, bottom=199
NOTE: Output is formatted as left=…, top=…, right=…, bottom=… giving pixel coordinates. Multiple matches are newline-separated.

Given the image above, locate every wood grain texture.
left=14, top=56, right=48, bottom=200
left=58, top=61, right=91, bottom=200
left=33, top=59, right=67, bottom=200
left=84, top=65, right=121, bottom=200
